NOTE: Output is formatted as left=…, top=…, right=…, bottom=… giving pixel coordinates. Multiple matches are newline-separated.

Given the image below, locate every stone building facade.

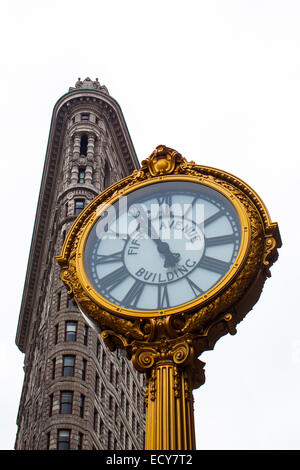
left=15, top=78, right=146, bottom=450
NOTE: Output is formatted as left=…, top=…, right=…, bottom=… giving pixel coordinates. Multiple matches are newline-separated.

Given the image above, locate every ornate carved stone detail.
left=69, top=77, right=108, bottom=93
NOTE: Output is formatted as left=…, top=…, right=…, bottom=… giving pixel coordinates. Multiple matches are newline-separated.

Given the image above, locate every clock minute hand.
left=147, top=217, right=180, bottom=268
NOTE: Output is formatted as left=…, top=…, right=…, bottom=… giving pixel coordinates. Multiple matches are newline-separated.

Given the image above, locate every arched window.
left=104, top=160, right=111, bottom=188
left=80, top=135, right=88, bottom=156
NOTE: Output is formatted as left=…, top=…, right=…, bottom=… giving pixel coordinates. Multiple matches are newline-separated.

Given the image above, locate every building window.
left=78, top=168, right=86, bottom=184
left=81, top=114, right=89, bottom=121
left=109, top=395, right=113, bottom=417
left=74, top=199, right=85, bottom=216
left=54, top=324, right=58, bottom=345
left=49, top=394, right=53, bottom=417
left=65, top=321, right=77, bottom=342
left=95, top=373, right=99, bottom=394
left=46, top=432, right=51, bottom=450
left=109, top=363, right=114, bottom=382
left=80, top=134, right=88, bottom=156
left=93, top=409, right=98, bottom=431
left=60, top=391, right=73, bottom=414
left=57, top=429, right=71, bottom=450
left=52, top=358, right=56, bottom=380
left=101, top=384, right=105, bottom=403
left=67, top=295, right=77, bottom=308
left=96, top=339, right=101, bottom=360
left=99, top=419, right=104, bottom=437
left=127, top=369, right=130, bottom=388
left=115, top=403, right=119, bottom=423
left=62, top=355, right=75, bottom=377
left=57, top=292, right=61, bottom=311
left=83, top=324, right=89, bottom=346
left=102, top=351, right=106, bottom=370
left=104, top=160, right=110, bottom=188
left=77, top=432, right=83, bottom=450
left=81, top=358, right=87, bottom=380
left=80, top=394, right=85, bottom=418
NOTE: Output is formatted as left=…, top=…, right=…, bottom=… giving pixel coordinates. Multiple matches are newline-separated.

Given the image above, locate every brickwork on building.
left=15, top=78, right=145, bottom=450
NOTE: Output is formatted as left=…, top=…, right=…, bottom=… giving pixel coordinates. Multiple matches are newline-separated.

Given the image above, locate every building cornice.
left=16, top=88, right=140, bottom=352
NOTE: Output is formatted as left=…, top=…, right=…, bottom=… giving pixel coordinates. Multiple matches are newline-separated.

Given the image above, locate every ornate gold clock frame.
left=57, top=145, right=281, bottom=450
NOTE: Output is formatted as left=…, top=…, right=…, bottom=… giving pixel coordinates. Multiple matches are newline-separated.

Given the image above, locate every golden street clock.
left=80, top=178, right=248, bottom=317
left=57, top=145, right=280, bottom=336
left=57, top=145, right=280, bottom=451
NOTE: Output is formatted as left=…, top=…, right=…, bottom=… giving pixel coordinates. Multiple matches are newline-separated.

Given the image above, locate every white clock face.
left=83, top=180, right=242, bottom=312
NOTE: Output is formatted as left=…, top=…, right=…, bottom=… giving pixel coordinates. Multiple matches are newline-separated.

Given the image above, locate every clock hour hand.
left=147, top=217, right=180, bottom=268
left=163, top=250, right=180, bottom=268
left=153, top=238, right=180, bottom=267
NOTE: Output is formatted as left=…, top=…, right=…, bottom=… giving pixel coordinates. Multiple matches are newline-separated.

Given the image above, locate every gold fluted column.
left=145, top=361, right=196, bottom=450
left=129, top=336, right=205, bottom=451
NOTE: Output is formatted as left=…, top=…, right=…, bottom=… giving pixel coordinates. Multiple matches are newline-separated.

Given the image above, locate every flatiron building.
left=15, top=78, right=146, bottom=450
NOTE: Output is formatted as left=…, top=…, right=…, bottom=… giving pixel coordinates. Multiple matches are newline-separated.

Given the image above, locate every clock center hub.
left=124, top=216, right=205, bottom=284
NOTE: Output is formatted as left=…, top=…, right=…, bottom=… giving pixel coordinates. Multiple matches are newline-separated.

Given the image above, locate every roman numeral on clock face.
left=186, top=276, right=204, bottom=297
left=198, top=255, right=230, bottom=275
left=205, top=234, right=236, bottom=247
left=204, top=210, right=224, bottom=227
left=157, top=285, right=170, bottom=309
left=122, top=280, right=144, bottom=307
left=100, top=266, right=129, bottom=291
left=96, top=251, right=123, bottom=264
left=156, top=194, right=172, bottom=206
left=184, top=196, right=198, bottom=217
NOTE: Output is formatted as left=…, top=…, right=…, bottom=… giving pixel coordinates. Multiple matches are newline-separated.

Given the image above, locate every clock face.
left=83, top=180, right=243, bottom=314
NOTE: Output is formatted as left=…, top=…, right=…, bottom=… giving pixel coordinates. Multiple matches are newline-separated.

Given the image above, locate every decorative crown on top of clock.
left=141, top=145, right=187, bottom=176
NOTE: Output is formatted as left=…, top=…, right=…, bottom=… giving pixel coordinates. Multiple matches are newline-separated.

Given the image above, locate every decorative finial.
left=69, top=77, right=109, bottom=94
left=142, top=145, right=186, bottom=176
left=75, top=77, right=83, bottom=88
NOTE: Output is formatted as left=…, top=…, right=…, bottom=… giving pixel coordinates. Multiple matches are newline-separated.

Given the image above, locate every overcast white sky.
left=0, top=0, right=299, bottom=450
